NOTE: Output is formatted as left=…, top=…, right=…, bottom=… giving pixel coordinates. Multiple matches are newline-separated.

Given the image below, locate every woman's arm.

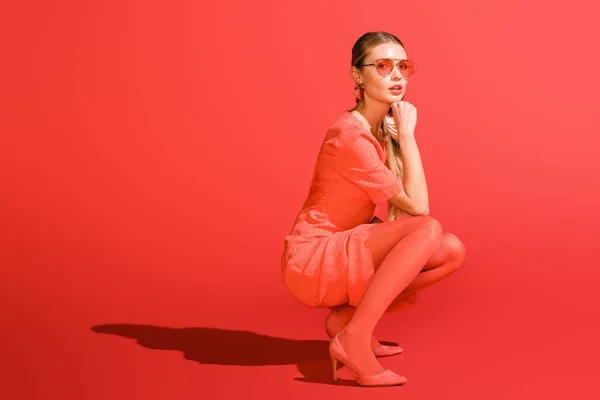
left=387, top=102, right=429, bottom=216
left=390, top=135, right=429, bottom=215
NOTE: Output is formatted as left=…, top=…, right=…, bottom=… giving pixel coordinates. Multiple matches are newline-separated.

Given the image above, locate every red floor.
left=3, top=232, right=600, bottom=399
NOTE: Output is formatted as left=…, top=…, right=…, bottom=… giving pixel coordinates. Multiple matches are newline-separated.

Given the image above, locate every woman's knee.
left=415, top=216, right=443, bottom=240
left=446, top=233, right=466, bottom=258
left=443, top=233, right=466, bottom=269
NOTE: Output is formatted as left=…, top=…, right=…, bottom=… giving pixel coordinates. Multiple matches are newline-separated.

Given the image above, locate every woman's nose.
left=390, top=65, right=403, bottom=80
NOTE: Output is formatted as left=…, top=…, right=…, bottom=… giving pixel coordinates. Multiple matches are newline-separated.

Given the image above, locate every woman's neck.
left=351, top=101, right=390, bottom=138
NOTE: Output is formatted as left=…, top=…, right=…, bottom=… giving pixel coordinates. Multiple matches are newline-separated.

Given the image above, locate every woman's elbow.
left=414, top=204, right=430, bottom=216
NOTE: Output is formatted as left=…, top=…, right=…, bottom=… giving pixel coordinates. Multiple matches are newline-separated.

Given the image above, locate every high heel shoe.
left=325, top=311, right=403, bottom=357
left=329, top=334, right=407, bottom=387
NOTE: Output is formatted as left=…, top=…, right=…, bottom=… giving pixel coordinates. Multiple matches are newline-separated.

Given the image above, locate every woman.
left=280, top=31, right=466, bottom=387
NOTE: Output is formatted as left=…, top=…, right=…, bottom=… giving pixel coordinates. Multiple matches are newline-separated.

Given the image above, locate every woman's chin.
left=372, top=93, right=405, bottom=106
left=381, top=93, right=404, bottom=104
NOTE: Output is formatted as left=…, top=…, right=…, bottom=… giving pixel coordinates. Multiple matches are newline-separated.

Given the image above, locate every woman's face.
left=354, top=43, right=411, bottom=104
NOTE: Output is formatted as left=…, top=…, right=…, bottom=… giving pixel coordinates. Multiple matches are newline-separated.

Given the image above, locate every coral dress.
left=281, top=111, right=404, bottom=308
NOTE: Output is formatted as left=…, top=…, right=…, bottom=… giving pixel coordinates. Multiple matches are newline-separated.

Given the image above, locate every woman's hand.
left=390, top=101, right=417, bottom=137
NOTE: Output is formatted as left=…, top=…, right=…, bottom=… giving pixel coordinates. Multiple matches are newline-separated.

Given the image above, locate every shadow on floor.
left=92, top=324, right=398, bottom=386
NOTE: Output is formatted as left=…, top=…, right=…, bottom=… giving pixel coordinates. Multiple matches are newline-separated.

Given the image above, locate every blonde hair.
left=382, top=120, right=404, bottom=221
left=352, top=32, right=406, bottom=221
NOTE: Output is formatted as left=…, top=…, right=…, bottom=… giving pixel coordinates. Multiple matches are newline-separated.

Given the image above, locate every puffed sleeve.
left=334, top=127, right=404, bottom=204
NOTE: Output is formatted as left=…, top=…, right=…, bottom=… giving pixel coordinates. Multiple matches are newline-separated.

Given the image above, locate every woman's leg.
left=385, top=232, right=466, bottom=311
left=326, top=305, right=388, bottom=352
left=337, top=215, right=443, bottom=375
left=328, top=232, right=465, bottom=329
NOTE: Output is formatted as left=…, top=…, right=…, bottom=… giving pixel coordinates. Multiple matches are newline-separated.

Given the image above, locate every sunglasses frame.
left=361, top=58, right=417, bottom=79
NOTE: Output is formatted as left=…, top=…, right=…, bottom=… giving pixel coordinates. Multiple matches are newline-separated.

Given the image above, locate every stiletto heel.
left=328, top=334, right=407, bottom=387
left=331, top=358, right=338, bottom=382
left=325, top=311, right=403, bottom=357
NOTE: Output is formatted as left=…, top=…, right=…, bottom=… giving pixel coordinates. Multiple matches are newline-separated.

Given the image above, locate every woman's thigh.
left=366, top=215, right=443, bottom=271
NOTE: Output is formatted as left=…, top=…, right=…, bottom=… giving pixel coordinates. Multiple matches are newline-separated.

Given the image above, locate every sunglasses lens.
left=399, top=60, right=416, bottom=78
left=375, top=60, right=394, bottom=76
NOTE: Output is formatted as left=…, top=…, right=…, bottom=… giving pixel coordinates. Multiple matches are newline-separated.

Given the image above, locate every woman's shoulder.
left=321, top=111, right=387, bottom=165
left=327, top=111, right=373, bottom=143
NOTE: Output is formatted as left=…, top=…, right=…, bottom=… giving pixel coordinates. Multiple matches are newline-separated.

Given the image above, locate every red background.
left=2, top=0, right=600, bottom=399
